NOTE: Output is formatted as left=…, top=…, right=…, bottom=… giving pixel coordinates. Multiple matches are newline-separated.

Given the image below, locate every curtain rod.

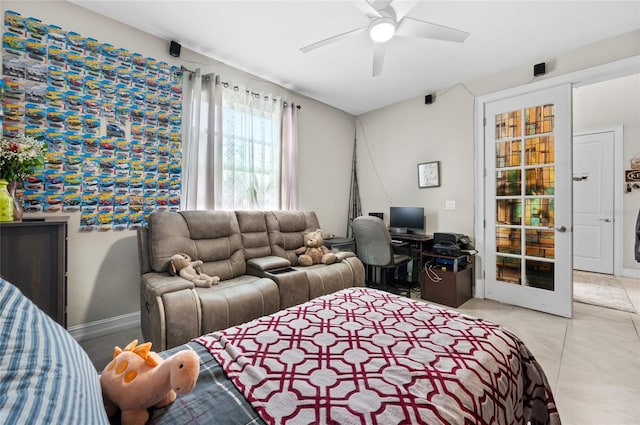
left=180, top=67, right=301, bottom=109
left=219, top=80, right=301, bottom=109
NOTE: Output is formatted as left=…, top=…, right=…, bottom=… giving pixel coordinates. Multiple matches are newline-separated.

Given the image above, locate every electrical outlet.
left=445, top=200, right=456, bottom=211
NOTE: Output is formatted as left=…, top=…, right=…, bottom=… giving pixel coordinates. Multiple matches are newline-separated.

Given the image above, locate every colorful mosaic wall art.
left=2, top=11, right=183, bottom=231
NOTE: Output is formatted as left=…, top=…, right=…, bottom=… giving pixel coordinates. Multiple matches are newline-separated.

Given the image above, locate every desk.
left=389, top=233, right=434, bottom=279
left=324, top=237, right=355, bottom=252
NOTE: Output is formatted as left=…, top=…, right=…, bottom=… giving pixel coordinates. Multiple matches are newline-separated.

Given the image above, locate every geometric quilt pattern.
left=196, top=287, right=560, bottom=425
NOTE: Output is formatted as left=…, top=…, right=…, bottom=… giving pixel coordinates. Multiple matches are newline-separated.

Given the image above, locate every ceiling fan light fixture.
left=369, top=17, right=395, bottom=42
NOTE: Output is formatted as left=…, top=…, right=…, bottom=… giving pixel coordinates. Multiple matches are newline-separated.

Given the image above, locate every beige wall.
left=355, top=85, right=475, bottom=237
left=574, top=73, right=640, bottom=273
left=3, top=2, right=637, bottom=329
left=357, top=30, right=640, bottom=281
left=2, top=1, right=356, bottom=328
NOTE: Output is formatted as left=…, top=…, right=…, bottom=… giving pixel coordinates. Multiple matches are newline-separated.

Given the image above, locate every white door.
left=484, top=84, right=573, bottom=318
left=573, top=131, right=614, bottom=274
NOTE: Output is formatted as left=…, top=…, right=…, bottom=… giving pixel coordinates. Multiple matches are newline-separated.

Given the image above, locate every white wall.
left=574, top=73, right=640, bottom=273
left=2, top=1, right=356, bottom=328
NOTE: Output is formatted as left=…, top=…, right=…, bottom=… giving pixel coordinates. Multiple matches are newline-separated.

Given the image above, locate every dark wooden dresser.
left=0, top=218, right=68, bottom=327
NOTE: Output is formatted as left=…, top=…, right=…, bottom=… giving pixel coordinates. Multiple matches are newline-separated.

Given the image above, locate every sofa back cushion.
left=235, top=210, right=271, bottom=260
left=266, top=211, right=321, bottom=265
left=147, top=211, right=245, bottom=280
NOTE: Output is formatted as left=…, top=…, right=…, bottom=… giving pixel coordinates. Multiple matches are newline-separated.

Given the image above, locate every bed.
left=149, top=287, right=560, bottom=425
left=0, top=279, right=560, bottom=425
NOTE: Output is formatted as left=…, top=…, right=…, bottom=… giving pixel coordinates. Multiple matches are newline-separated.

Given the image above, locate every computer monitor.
left=389, top=207, right=424, bottom=234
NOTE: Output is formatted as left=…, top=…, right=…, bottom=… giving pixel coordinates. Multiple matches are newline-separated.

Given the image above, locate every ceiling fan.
left=300, top=0, right=469, bottom=77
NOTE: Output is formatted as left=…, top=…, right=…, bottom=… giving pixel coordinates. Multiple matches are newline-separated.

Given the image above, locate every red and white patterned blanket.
left=196, top=287, right=560, bottom=425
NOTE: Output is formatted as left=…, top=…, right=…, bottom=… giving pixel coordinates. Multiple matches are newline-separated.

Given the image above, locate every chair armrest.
left=141, top=272, right=194, bottom=298
left=246, top=256, right=292, bottom=275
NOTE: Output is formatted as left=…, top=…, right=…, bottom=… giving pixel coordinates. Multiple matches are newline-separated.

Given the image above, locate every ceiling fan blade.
left=372, top=42, right=387, bottom=77
left=351, top=0, right=382, bottom=19
left=389, top=0, right=419, bottom=21
left=396, top=17, right=469, bottom=43
left=371, top=0, right=395, bottom=12
left=300, top=26, right=367, bottom=53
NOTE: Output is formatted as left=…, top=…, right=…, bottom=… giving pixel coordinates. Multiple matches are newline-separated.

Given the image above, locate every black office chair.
left=352, top=216, right=413, bottom=296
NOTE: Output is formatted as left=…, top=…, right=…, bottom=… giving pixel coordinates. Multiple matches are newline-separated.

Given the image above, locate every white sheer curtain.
left=280, top=102, right=299, bottom=210
left=182, top=72, right=298, bottom=211
left=219, top=84, right=282, bottom=210
left=181, top=70, right=219, bottom=210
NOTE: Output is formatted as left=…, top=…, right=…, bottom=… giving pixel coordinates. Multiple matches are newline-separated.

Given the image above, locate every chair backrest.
left=352, top=216, right=395, bottom=267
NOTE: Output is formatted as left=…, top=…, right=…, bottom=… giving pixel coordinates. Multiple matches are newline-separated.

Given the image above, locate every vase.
left=0, top=180, right=13, bottom=222
left=7, top=181, right=24, bottom=221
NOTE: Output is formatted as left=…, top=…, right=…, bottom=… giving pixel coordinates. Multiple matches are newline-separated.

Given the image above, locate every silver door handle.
left=598, top=218, right=612, bottom=222
left=546, top=225, right=567, bottom=232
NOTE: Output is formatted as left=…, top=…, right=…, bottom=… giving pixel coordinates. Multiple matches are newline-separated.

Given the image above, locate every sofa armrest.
left=141, top=272, right=194, bottom=298
left=334, top=251, right=356, bottom=262
left=246, top=256, right=291, bottom=275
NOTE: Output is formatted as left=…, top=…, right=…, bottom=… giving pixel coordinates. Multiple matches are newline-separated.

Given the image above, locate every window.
left=220, top=87, right=281, bottom=210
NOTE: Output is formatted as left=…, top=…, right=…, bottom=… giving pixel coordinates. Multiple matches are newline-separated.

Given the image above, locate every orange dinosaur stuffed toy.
left=100, top=339, right=199, bottom=425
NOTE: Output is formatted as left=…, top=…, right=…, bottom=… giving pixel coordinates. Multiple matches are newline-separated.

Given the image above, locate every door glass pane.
left=495, top=110, right=521, bottom=139
left=525, top=166, right=555, bottom=195
left=496, top=256, right=521, bottom=284
left=526, top=259, right=554, bottom=291
left=496, top=170, right=521, bottom=196
left=525, top=104, right=554, bottom=135
left=497, top=199, right=521, bottom=225
left=525, top=136, right=555, bottom=165
left=525, top=198, right=554, bottom=227
left=496, top=141, right=521, bottom=167
left=525, top=229, right=555, bottom=259
left=497, top=227, right=521, bottom=254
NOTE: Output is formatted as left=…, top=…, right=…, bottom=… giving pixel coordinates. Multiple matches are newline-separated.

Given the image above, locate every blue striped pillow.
left=0, top=278, right=109, bottom=424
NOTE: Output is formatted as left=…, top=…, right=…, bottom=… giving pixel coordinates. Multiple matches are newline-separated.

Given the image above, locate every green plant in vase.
left=0, top=134, right=46, bottom=220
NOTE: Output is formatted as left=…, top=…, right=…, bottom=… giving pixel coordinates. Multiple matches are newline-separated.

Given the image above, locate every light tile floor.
left=417, top=273, right=640, bottom=425
left=81, top=275, right=640, bottom=425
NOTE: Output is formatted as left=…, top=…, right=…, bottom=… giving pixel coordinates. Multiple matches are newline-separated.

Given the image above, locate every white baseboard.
left=69, top=312, right=140, bottom=342
left=621, top=267, right=640, bottom=279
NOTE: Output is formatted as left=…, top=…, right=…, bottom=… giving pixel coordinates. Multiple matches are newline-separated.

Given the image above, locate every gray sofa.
left=137, top=210, right=365, bottom=350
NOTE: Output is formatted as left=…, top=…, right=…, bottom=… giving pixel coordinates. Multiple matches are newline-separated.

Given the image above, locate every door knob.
left=598, top=218, right=612, bottom=222
left=547, top=225, right=567, bottom=232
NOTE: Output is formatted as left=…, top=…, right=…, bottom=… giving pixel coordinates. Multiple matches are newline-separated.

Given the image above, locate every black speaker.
left=425, top=94, right=434, bottom=104
left=533, top=62, right=546, bottom=77
left=369, top=212, right=383, bottom=220
left=169, top=40, right=181, bottom=58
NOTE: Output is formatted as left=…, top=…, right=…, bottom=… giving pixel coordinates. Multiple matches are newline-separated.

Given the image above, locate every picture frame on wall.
left=418, top=161, right=440, bottom=188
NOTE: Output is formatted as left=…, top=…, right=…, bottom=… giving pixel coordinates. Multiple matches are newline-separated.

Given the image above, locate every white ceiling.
left=69, top=0, right=640, bottom=116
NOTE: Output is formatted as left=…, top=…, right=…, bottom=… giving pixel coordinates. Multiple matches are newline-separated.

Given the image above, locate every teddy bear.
left=295, top=229, right=337, bottom=266
left=100, top=339, right=199, bottom=425
left=168, top=253, right=220, bottom=287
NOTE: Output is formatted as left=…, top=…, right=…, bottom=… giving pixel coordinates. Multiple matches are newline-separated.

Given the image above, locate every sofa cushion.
left=235, top=210, right=271, bottom=259
left=297, top=260, right=364, bottom=299
left=196, top=275, right=280, bottom=334
left=148, top=211, right=246, bottom=280
left=266, top=211, right=321, bottom=265
left=148, top=211, right=196, bottom=272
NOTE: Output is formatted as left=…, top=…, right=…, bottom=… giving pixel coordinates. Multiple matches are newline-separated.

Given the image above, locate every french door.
left=484, top=84, right=573, bottom=318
